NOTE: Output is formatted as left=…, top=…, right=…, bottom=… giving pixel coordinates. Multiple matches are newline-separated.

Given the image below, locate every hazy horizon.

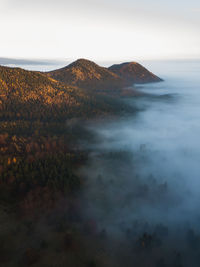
left=1, top=57, right=200, bottom=74
left=1, top=0, right=200, bottom=60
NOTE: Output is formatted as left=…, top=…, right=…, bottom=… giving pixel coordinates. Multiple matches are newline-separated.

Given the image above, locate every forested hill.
left=0, top=65, right=82, bottom=99
left=0, top=65, right=72, bottom=97
left=47, top=58, right=162, bottom=89
left=108, top=62, right=163, bottom=84
left=47, top=59, right=126, bottom=90
left=0, top=59, right=162, bottom=122
left=0, top=65, right=132, bottom=123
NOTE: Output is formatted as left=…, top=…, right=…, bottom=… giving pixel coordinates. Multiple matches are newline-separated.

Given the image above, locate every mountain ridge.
left=108, top=61, right=163, bottom=84
left=0, top=64, right=133, bottom=122
left=47, top=58, right=162, bottom=90
left=0, top=58, right=163, bottom=99
left=47, top=58, right=127, bottom=90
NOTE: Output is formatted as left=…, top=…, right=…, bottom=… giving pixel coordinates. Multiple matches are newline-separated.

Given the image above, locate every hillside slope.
left=0, top=65, right=132, bottom=122
left=108, top=62, right=163, bottom=84
left=0, top=65, right=73, bottom=98
left=47, top=59, right=126, bottom=90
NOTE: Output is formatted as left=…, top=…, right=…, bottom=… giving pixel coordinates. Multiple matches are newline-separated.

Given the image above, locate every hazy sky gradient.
left=1, top=0, right=200, bottom=60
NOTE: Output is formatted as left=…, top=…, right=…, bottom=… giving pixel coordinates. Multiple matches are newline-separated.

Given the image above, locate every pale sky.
left=1, top=0, right=200, bottom=61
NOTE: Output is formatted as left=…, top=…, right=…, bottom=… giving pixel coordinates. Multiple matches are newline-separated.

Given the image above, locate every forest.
left=0, top=64, right=139, bottom=266
left=0, top=65, right=135, bottom=203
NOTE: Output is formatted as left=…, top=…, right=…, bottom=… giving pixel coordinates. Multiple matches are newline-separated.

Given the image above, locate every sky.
left=0, top=0, right=200, bottom=61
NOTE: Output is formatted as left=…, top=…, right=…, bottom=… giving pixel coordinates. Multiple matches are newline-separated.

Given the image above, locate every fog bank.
left=79, top=61, right=200, bottom=266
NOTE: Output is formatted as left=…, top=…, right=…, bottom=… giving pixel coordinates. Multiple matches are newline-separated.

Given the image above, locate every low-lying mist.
left=78, top=61, right=200, bottom=267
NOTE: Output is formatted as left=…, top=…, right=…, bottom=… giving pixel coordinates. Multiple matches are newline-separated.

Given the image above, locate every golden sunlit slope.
left=108, top=62, right=163, bottom=84
left=47, top=59, right=126, bottom=90
left=0, top=65, right=133, bottom=122
left=0, top=65, right=76, bottom=101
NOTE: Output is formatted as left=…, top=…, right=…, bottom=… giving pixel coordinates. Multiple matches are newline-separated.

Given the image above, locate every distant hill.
left=0, top=59, right=162, bottom=121
left=108, top=62, right=163, bottom=84
left=48, top=59, right=162, bottom=90
left=47, top=59, right=126, bottom=90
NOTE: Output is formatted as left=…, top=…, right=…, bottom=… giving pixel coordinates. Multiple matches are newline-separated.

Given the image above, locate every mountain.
left=108, top=62, right=163, bottom=84
left=0, top=65, right=132, bottom=122
left=47, top=59, right=126, bottom=90
left=47, top=59, right=162, bottom=90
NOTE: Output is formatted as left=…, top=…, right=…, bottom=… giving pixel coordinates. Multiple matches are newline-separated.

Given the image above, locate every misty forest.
left=0, top=57, right=200, bottom=267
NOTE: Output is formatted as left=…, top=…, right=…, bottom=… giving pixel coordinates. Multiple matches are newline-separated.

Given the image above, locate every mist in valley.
left=78, top=60, right=200, bottom=267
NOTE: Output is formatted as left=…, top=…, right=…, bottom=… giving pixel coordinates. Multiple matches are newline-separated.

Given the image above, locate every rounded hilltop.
left=47, top=58, right=163, bottom=90
left=47, top=58, right=126, bottom=90
left=108, top=62, right=163, bottom=84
